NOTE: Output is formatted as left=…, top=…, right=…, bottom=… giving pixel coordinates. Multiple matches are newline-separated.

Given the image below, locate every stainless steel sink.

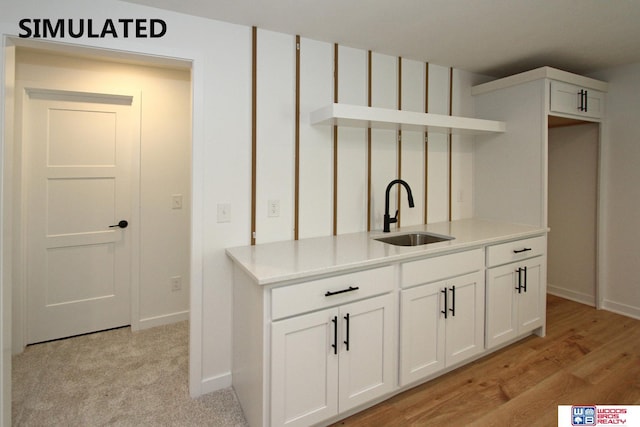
left=375, top=232, right=454, bottom=246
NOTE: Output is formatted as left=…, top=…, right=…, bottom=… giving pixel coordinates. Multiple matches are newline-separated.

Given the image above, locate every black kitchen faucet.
left=383, top=179, right=415, bottom=232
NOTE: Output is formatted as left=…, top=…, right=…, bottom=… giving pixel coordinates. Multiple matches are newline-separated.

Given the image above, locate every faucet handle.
left=387, top=210, right=399, bottom=225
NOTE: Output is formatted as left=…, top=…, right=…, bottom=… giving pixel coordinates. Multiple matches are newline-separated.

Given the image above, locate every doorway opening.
left=4, top=37, right=193, bottom=413
left=547, top=116, right=600, bottom=307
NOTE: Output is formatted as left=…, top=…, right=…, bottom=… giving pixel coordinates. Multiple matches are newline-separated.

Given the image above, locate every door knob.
left=109, top=220, right=129, bottom=229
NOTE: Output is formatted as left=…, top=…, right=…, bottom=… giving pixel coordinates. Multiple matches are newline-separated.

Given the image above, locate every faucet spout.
left=383, top=179, right=415, bottom=232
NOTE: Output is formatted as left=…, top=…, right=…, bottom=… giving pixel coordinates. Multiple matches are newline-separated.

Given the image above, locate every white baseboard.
left=137, top=310, right=189, bottom=330
left=601, top=299, right=640, bottom=320
left=547, top=284, right=595, bottom=307
left=201, top=372, right=232, bottom=395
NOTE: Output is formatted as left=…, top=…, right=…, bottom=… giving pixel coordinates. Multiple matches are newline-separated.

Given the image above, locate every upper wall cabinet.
left=473, top=66, right=608, bottom=123
left=471, top=66, right=608, bottom=229
left=549, top=81, right=605, bottom=119
left=310, top=103, right=506, bottom=135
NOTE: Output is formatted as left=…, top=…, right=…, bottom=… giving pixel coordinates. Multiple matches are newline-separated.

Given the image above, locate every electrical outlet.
left=268, top=200, right=280, bottom=217
left=171, top=276, right=182, bottom=291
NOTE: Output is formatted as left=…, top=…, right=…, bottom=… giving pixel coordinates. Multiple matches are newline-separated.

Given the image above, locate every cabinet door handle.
left=325, top=286, right=359, bottom=297
left=449, top=286, right=456, bottom=317
left=584, top=90, right=588, bottom=112
left=343, top=313, right=350, bottom=351
left=513, top=248, right=532, bottom=254
left=523, top=266, right=528, bottom=293
left=515, top=268, right=523, bottom=294
left=578, top=89, right=585, bottom=111
left=331, top=316, right=338, bottom=355
left=441, top=288, right=448, bottom=319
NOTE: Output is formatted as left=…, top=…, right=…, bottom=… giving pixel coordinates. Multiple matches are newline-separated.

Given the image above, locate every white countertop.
left=225, top=219, right=547, bottom=286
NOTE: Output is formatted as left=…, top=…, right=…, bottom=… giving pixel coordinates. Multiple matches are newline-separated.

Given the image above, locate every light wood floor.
left=332, top=295, right=640, bottom=426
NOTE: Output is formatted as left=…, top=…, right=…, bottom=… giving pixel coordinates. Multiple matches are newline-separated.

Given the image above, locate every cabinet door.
left=550, top=80, right=604, bottom=119
left=486, top=263, right=519, bottom=349
left=399, top=282, right=446, bottom=386
left=445, top=271, right=485, bottom=367
left=271, top=308, right=339, bottom=427
left=486, top=256, right=546, bottom=349
left=338, top=293, right=395, bottom=412
left=517, top=256, right=545, bottom=332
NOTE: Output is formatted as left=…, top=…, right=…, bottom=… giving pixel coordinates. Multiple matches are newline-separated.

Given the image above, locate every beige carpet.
left=12, top=321, right=248, bottom=426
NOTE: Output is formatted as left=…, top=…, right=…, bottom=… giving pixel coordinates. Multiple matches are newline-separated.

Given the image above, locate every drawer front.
left=401, top=249, right=484, bottom=288
left=271, top=266, right=394, bottom=320
left=486, top=236, right=546, bottom=267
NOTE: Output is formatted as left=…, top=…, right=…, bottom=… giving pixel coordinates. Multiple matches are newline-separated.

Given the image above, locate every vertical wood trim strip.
left=397, top=56, right=402, bottom=227
left=294, top=35, right=301, bottom=240
left=251, top=26, right=258, bottom=245
left=367, top=50, right=372, bottom=231
left=424, top=62, right=429, bottom=224
left=333, top=43, right=339, bottom=236
left=448, top=67, right=453, bottom=222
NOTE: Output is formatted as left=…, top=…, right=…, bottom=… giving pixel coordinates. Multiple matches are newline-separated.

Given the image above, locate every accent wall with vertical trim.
left=251, top=37, right=481, bottom=242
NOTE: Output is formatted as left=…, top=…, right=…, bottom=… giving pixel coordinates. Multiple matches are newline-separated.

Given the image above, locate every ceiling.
left=122, top=0, right=640, bottom=78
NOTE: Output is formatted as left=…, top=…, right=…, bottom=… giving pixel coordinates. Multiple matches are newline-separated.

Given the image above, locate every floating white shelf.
left=310, top=103, right=506, bottom=135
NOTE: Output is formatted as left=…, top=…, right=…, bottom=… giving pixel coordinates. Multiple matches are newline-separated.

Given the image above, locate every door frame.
left=546, top=119, right=602, bottom=308
left=17, top=83, right=142, bottom=347
left=1, top=35, right=202, bottom=425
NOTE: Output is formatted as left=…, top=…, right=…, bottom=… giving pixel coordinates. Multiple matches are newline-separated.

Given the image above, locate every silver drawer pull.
left=325, top=286, right=359, bottom=297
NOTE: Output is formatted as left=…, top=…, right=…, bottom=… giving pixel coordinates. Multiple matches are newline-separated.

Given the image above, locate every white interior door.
left=24, top=88, right=136, bottom=344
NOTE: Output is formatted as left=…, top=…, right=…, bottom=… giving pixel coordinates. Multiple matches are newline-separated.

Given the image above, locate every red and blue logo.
left=572, top=406, right=596, bottom=426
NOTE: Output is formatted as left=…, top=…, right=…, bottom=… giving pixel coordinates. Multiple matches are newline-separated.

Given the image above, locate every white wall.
left=1, top=43, right=16, bottom=427
left=255, top=29, right=295, bottom=244
left=0, top=0, right=483, bottom=410
left=12, top=49, right=191, bottom=339
left=591, top=63, right=640, bottom=319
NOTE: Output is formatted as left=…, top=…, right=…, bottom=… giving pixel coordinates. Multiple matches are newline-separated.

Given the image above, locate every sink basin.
left=375, top=232, right=454, bottom=246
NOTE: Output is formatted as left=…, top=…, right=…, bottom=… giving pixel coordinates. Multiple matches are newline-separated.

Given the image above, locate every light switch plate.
left=268, top=200, right=280, bottom=217
left=217, top=203, right=231, bottom=223
left=172, top=194, right=183, bottom=210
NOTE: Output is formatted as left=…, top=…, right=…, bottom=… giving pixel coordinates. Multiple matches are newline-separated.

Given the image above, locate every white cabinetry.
left=550, top=80, right=604, bottom=120
left=232, top=264, right=395, bottom=427
left=271, top=293, right=395, bottom=427
left=473, top=66, right=607, bottom=229
left=399, top=250, right=484, bottom=385
left=228, top=222, right=548, bottom=426
left=485, top=236, right=547, bottom=349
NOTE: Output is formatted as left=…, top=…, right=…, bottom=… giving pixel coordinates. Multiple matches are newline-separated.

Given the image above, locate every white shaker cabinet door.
left=486, top=263, right=520, bottom=349
left=400, top=282, right=446, bottom=386
left=400, top=270, right=484, bottom=386
left=271, top=307, right=339, bottom=427
left=338, top=293, right=396, bottom=413
left=550, top=80, right=604, bottom=119
left=445, top=271, right=485, bottom=367
left=517, top=257, right=545, bottom=332
left=486, top=256, right=545, bottom=349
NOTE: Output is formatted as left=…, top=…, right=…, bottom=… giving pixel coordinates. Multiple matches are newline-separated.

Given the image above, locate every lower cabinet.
left=270, top=293, right=395, bottom=427
left=231, top=233, right=547, bottom=426
left=485, top=236, right=546, bottom=349
left=400, top=271, right=485, bottom=386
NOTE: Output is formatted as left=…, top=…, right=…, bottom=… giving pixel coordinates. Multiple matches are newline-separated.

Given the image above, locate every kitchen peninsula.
left=227, top=218, right=547, bottom=427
